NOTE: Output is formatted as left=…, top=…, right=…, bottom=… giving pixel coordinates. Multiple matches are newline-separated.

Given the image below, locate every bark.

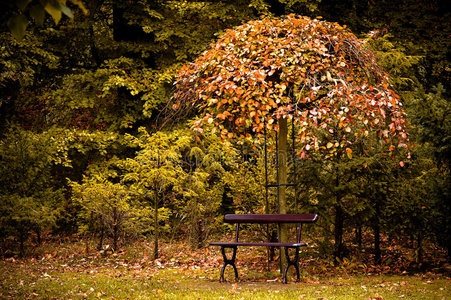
left=35, top=228, right=41, bottom=245
left=355, top=223, right=362, bottom=250
left=333, top=203, right=344, bottom=264
left=112, top=207, right=119, bottom=251
left=333, top=160, right=344, bottom=264
left=18, top=228, right=25, bottom=257
left=374, top=200, right=382, bottom=265
left=278, top=118, right=288, bottom=272
left=154, top=194, right=159, bottom=260
left=89, top=24, right=102, bottom=67
left=416, top=232, right=423, bottom=264
left=97, top=217, right=104, bottom=251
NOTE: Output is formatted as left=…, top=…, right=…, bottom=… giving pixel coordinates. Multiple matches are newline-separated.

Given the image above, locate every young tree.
left=71, top=177, right=138, bottom=252
left=121, top=126, right=237, bottom=253
left=120, top=129, right=185, bottom=259
left=0, top=128, right=63, bottom=256
left=170, top=15, right=410, bottom=264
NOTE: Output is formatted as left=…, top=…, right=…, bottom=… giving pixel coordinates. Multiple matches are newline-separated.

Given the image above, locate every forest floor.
left=0, top=238, right=449, bottom=299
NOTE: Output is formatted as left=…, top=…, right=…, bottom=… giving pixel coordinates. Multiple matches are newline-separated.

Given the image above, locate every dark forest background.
left=0, top=0, right=449, bottom=269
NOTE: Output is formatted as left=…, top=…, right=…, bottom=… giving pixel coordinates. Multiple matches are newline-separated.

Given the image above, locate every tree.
left=368, top=32, right=450, bottom=262
left=71, top=176, right=139, bottom=252
left=170, top=15, right=410, bottom=264
left=120, top=126, right=237, bottom=253
left=121, top=129, right=185, bottom=259
left=407, top=85, right=451, bottom=261
left=0, top=127, right=63, bottom=256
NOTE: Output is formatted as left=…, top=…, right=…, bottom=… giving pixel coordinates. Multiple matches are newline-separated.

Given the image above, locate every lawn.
left=0, top=240, right=449, bottom=299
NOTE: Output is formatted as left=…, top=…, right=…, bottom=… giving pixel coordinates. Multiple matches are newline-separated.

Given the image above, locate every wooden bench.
left=210, top=213, right=318, bottom=283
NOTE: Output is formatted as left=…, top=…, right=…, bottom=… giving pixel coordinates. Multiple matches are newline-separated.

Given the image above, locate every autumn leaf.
left=170, top=14, right=409, bottom=164
left=346, top=147, right=352, bottom=159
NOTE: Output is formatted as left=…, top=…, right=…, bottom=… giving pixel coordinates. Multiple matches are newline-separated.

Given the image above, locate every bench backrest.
left=224, top=214, right=318, bottom=224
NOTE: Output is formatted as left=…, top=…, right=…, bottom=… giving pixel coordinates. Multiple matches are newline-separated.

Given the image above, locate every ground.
left=0, top=239, right=449, bottom=299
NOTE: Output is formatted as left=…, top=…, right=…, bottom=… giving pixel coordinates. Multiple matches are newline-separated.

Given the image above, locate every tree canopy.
left=172, top=15, right=409, bottom=162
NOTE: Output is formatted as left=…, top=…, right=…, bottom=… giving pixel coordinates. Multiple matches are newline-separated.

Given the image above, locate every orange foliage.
left=171, top=15, right=409, bottom=160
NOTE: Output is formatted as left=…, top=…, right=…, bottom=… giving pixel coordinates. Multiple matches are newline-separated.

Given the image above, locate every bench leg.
left=219, top=246, right=238, bottom=282
left=283, top=246, right=300, bottom=284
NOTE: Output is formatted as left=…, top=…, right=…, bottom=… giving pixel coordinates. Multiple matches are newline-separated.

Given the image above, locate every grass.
left=0, top=240, right=449, bottom=299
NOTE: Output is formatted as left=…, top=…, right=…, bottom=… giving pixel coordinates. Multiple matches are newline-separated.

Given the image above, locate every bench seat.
left=210, top=242, right=307, bottom=247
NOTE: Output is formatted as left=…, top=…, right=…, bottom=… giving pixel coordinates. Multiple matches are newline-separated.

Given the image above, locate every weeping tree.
left=169, top=15, right=410, bottom=265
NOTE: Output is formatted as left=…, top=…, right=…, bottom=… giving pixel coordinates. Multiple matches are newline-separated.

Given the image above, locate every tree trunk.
left=154, top=195, right=159, bottom=260
left=97, top=218, right=104, bottom=251
left=18, top=228, right=25, bottom=257
left=35, top=228, right=41, bottom=245
left=448, top=242, right=451, bottom=264
left=89, top=23, right=102, bottom=66
left=355, top=222, right=362, bottom=250
left=334, top=203, right=344, bottom=264
left=269, top=230, right=278, bottom=261
left=85, top=238, right=90, bottom=255
left=112, top=207, right=118, bottom=251
left=416, top=232, right=423, bottom=264
left=112, top=5, right=130, bottom=42
left=374, top=200, right=381, bottom=265
left=333, top=160, right=344, bottom=264
left=278, top=118, right=288, bottom=272
left=409, top=230, right=415, bottom=248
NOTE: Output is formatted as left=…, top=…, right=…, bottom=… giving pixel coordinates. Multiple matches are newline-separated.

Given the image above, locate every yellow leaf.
left=346, top=148, right=352, bottom=159
left=44, top=1, right=62, bottom=24
left=326, top=142, right=333, bottom=148
left=70, top=0, right=89, bottom=14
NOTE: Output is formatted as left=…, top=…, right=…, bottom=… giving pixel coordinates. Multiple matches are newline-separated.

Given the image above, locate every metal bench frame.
left=211, top=213, right=318, bottom=284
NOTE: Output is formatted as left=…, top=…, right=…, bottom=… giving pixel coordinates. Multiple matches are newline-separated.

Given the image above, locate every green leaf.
left=59, top=3, right=74, bottom=18
left=7, top=14, right=28, bottom=40
left=30, top=4, right=46, bottom=26
left=16, top=0, right=32, bottom=10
